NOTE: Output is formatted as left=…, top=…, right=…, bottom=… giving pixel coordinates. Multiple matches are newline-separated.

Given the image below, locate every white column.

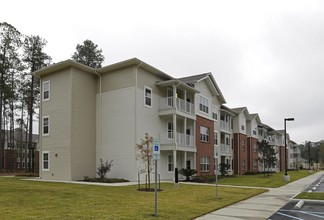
left=184, top=151, right=187, bottom=169
left=193, top=152, right=197, bottom=170
left=173, top=113, right=177, bottom=146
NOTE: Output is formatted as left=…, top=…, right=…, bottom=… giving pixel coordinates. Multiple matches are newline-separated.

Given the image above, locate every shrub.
left=179, top=168, right=197, bottom=181
left=97, top=158, right=113, bottom=179
left=191, top=175, right=216, bottom=183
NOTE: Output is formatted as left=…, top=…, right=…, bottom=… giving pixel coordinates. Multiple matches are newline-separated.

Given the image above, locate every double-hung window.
left=212, top=105, right=218, bottom=120
left=167, top=122, right=173, bottom=139
left=43, top=152, right=50, bottom=171
left=43, top=81, right=50, bottom=101
left=214, top=132, right=218, bottom=146
left=42, top=116, right=50, bottom=136
left=242, top=160, right=246, bottom=171
left=200, top=156, right=210, bottom=172
left=200, top=126, right=209, bottom=143
left=199, top=95, right=209, bottom=113
left=144, top=87, right=152, bottom=107
left=167, top=155, right=174, bottom=172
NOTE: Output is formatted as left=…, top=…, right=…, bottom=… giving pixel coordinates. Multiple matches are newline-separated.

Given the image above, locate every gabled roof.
left=248, top=113, right=262, bottom=124
left=231, top=107, right=250, bottom=118
left=155, top=79, right=199, bottom=94
left=178, top=72, right=226, bottom=104
left=259, top=123, right=275, bottom=131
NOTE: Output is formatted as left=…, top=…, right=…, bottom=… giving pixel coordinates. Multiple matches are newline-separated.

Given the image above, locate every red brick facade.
left=247, top=137, right=259, bottom=173
left=233, top=133, right=248, bottom=175
left=196, top=115, right=214, bottom=175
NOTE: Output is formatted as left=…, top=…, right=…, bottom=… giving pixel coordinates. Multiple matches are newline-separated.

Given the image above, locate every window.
left=167, top=122, right=173, bottom=139
left=212, top=105, right=218, bottom=120
left=43, top=81, right=50, bottom=101
left=253, top=143, right=257, bottom=152
left=144, top=87, right=152, bottom=107
left=242, top=160, right=246, bottom=171
left=199, top=95, right=209, bottom=113
left=186, top=160, right=191, bottom=169
left=167, top=155, right=174, bottom=172
left=43, top=152, right=50, bottom=171
left=226, top=137, right=230, bottom=145
left=200, top=156, right=210, bottom=172
left=242, top=140, right=245, bottom=151
left=200, top=126, right=209, bottom=143
left=214, top=132, right=218, bottom=146
left=42, top=116, right=50, bottom=136
left=253, top=130, right=257, bottom=135
left=241, top=125, right=245, bottom=131
left=253, top=160, right=257, bottom=170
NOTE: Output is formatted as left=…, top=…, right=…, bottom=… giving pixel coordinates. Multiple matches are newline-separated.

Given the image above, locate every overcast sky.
left=2, top=0, right=324, bottom=144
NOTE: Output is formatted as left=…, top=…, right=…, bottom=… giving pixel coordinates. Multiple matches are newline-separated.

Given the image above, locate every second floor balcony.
left=160, top=132, right=195, bottom=151
left=220, top=120, right=231, bottom=132
left=220, top=144, right=232, bottom=156
left=159, top=97, right=195, bottom=118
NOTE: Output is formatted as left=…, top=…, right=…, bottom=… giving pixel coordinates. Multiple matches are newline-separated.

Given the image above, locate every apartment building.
left=33, top=57, right=295, bottom=181
left=288, top=140, right=301, bottom=169
left=34, top=58, right=229, bottom=181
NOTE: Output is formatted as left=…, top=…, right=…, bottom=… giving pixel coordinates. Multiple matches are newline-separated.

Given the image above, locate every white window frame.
left=200, top=126, right=209, bottom=143
left=242, top=160, right=246, bottom=171
left=42, top=151, right=50, bottom=171
left=42, top=116, right=50, bottom=136
left=167, top=154, right=174, bottom=172
left=253, top=159, right=257, bottom=170
left=144, top=86, right=152, bottom=108
left=199, top=95, right=209, bottom=114
left=43, top=81, right=50, bottom=101
left=253, top=143, right=257, bottom=152
left=242, top=140, right=245, bottom=151
left=200, top=156, right=210, bottom=172
left=212, top=105, right=218, bottom=120
left=214, top=131, right=218, bottom=146
left=167, top=121, right=173, bottom=139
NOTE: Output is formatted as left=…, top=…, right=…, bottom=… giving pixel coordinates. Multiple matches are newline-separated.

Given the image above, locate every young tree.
left=258, top=140, right=277, bottom=176
left=96, top=158, right=113, bottom=180
left=219, top=162, right=231, bottom=177
left=136, top=133, right=153, bottom=190
left=22, top=35, right=51, bottom=172
left=179, top=168, right=197, bottom=181
left=71, top=39, right=105, bottom=68
left=0, top=22, right=22, bottom=170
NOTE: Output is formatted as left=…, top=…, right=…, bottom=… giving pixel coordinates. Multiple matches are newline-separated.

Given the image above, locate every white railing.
left=220, top=120, right=231, bottom=131
left=159, top=97, right=195, bottom=115
left=220, top=144, right=232, bottom=155
left=160, top=132, right=195, bottom=148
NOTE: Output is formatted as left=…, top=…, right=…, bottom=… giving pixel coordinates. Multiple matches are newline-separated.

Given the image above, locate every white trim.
left=198, top=95, right=209, bottom=114
left=214, top=131, right=218, bottom=146
left=144, top=86, right=152, bottom=108
left=42, top=81, right=50, bottom=101
left=42, top=115, right=50, bottom=136
left=167, top=154, right=174, bottom=172
left=167, top=121, right=173, bottom=140
left=42, top=151, right=50, bottom=171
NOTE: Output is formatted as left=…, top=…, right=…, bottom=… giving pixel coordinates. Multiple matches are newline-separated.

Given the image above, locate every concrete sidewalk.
left=195, top=171, right=324, bottom=220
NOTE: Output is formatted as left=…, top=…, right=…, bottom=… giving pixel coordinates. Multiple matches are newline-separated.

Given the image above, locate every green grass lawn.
left=218, top=170, right=311, bottom=188
left=0, top=177, right=267, bottom=220
left=295, top=192, right=324, bottom=200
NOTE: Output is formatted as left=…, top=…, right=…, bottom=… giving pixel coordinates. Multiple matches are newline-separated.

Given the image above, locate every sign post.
left=215, top=148, right=219, bottom=199
left=153, top=139, right=160, bottom=217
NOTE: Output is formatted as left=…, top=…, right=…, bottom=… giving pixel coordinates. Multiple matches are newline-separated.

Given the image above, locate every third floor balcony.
left=159, top=97, right=195, bottom=119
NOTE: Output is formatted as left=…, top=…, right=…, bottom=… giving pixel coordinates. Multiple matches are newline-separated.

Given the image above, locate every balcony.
left=159, top=97, right=195, bottom=118
left=160, top=132, right=195, bottom=151
left=220, top=120, right=231, bottom=132
left=220, top=144, right=232, bottom=156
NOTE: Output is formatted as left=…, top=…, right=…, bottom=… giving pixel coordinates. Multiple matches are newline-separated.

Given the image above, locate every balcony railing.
left=220, top=144, right=232, bottom=155
left=159, top=97, right=195, bottom=115
left=160, top=132, right=195, bottom=148
left=220, top=120, right=231, bottom=131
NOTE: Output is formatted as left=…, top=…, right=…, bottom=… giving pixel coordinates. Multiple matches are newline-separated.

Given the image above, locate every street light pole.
left=284, top=118, right=294, bottom=180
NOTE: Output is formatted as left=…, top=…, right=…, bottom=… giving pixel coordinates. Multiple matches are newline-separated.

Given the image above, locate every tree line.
left=0, top=22, right=105, bottom=172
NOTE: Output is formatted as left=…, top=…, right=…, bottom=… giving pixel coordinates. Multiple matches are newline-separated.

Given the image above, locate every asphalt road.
left=268, top=201, right=324, bottom=220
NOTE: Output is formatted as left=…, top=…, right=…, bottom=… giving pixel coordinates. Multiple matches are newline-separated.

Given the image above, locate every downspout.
left=94, top=70, right=102, bottom=159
